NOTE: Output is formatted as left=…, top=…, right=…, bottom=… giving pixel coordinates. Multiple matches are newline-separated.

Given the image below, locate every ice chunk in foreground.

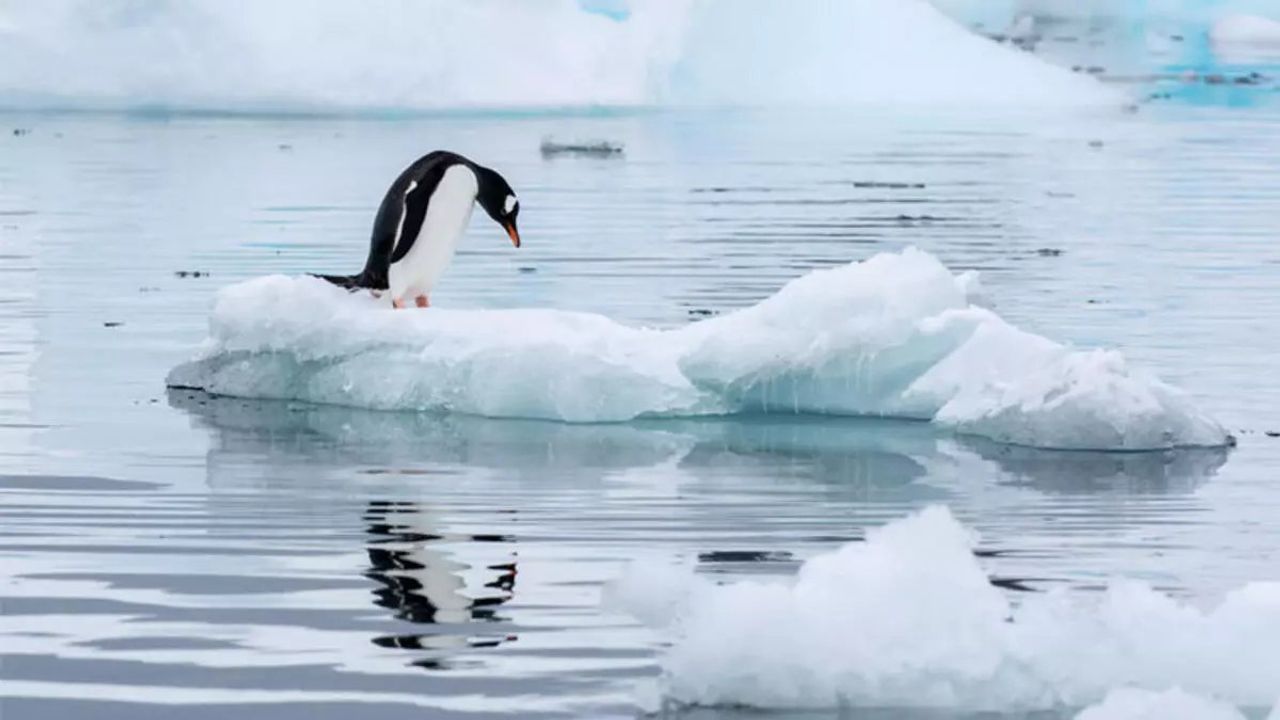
left=609, top=506, right=1280, bottom=713
left=167, top=248, right=1229, bottom=451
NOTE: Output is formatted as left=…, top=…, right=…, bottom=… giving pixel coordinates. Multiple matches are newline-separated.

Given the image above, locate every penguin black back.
left=314, top=150, right=520, bottom=292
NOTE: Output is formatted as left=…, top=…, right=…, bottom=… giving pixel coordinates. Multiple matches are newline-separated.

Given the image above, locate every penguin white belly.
left=389, top=164, right=478, bottom=301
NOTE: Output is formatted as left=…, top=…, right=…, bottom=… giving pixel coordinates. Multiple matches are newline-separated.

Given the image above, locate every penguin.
left=317, top=150, right=520, bottom=308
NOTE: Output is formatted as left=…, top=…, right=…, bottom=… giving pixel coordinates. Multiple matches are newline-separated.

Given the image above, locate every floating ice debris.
left=851, top=180, right=926, bottom=189
left=167, top=248, right=1229, bottom=451
left=539, top=138, right=624, bottom=158
left=609, top=506, right=1280, bottom=713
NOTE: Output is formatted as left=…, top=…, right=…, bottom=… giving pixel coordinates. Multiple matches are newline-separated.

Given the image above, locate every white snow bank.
left=609, top=506, right=1280, bottom=713
left=0, top=0, right=1108, bottom=111
left=1074, top=688, right=1248, bottom=720
left=167, top=248, right=1229, bottom=451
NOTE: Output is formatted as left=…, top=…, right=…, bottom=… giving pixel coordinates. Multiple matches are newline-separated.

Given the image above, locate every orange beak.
left=504, top=221, right=521, bottom=248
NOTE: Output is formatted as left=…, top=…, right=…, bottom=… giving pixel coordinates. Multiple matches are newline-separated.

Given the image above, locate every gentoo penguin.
left=318, top=150, right=520, bottom=308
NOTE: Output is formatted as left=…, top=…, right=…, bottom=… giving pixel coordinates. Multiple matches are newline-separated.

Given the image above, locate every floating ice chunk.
left=1075, top=688, right=1246, bottom=720
left=1212, top=14, right=1280, bottom=47
left=539, top=138, right=625, bottom=158
left=169, top=274, right=706, bottom=423
left=611, top=506, right=1280, bottom=712
left=168, top=249, right=1229, bottom=451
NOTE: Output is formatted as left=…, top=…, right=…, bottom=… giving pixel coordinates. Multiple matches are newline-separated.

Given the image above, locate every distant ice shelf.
left=167, top=248, right=1229, bottom=451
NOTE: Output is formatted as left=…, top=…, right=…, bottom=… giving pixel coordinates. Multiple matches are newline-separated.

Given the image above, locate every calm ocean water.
left=2, top=101, right=1280, bottom=717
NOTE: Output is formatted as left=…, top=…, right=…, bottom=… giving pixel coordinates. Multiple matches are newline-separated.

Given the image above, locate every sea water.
left=3, top=2, right=1280, bottom=719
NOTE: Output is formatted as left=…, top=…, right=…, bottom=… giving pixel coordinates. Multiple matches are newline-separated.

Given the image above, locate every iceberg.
left=0, top=0, right=1108, bottom=112
left=167, top=248, right=1229, bottom=451
left=608, top=506, right=1280, bottom=714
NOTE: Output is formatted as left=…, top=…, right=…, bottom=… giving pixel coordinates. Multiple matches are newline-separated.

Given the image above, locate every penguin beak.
left=503, top=220, right=521, bottom=248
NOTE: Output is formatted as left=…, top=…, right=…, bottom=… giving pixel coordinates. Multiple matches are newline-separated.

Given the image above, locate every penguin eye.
left=503, top=195, right=518, bottom=215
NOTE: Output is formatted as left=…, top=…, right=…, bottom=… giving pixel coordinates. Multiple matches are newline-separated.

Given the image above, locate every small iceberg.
left=167, top=248, right=1229, bottom=451
left=607, top=506, right=1280, bottom=714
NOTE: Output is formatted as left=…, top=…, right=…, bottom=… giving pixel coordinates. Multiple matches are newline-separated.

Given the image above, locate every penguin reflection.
left=364, top=500, right=517, bottom=663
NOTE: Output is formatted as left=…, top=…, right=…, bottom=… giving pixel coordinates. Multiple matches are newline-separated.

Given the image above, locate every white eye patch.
left=504, top=195, right=518, bottom=214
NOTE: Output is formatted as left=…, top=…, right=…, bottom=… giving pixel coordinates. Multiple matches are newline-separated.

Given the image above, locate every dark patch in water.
left=698, top=550, right=795, bottom=563
left=24, top=572, right=362, bottom=596
left=989, top=577, right=1042, bottom=593
left=76, top=636, right=239, bottom=652
left=972, top=548, right=1013, bottom=558
left=691, top=186, right=779, bottom=194
left=0, top=475, right=161, bottom=492
left=852, top=181, right=926, bottom=190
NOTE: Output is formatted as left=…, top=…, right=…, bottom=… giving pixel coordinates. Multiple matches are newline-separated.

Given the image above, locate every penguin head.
left=474, top=165, right=521, bottom=248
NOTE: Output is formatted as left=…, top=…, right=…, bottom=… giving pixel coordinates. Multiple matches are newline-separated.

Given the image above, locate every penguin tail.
left=312, top=273, right=366, bottom=290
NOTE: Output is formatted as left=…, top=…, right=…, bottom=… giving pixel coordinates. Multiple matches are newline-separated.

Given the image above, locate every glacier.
left=607, top=506, right=1280, bottom=715
left=0, top=0, right=1109, bottom=112
left=167, top=248, right=1229, bottom=451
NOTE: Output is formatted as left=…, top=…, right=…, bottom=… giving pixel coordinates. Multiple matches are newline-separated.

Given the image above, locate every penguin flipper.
left=388, top=179, right=434, bottom=266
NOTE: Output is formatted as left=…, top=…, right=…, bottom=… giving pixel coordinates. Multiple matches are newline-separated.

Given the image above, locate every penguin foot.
left=392, top=298, right=406, bottom=309
left=415, top=294, right=430, bottom=308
